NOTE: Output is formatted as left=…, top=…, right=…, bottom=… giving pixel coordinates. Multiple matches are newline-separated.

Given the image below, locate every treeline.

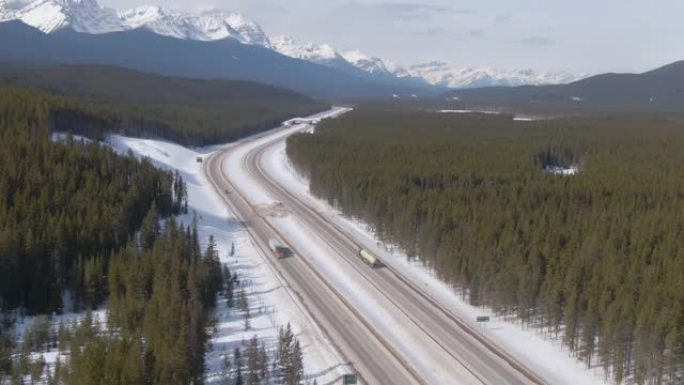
left=1, top=218, right=223, bottom=385
left=0, top=64, right=328, bottom=146
left=0, top=88, right=185, bottom=314
left=63, top=218, right=222, bottom=385
left=287, top=109, right=684, bottom=384
left=218, top=325, right=304, bottom=385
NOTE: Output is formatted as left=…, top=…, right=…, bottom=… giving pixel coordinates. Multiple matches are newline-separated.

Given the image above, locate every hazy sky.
left=103, top=0, right=684, bottom=74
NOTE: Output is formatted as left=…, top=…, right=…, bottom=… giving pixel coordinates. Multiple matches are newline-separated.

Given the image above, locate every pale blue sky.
left=105, top=0, right=684, bottom=74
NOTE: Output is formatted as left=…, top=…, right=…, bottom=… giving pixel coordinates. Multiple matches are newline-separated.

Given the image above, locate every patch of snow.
left=438, top=110, right=549, bottom=121
left=3, top=307, right=108, bottom=380
left=49, top=132, right=93, bottom=144
left=260, top=132, right=606, bottom=385
left=439, top=109, right=501, bottom=115
left=544, top=165, right=579, bottom=175
left=106, top=126, right=347, bottom=384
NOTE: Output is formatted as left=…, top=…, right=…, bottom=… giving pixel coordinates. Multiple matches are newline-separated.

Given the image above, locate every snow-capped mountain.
left=0, top=0, right=269, bottom=45
left=341, top=50, right=410, bottom=78
left=271, top=36, right=419, bottom=81
left=271, top=35, right=342, bottom=65
left=0, top=0, right=582, bottom=90
left=119, top=6, right=270, bottom=46
left=410, top=61, right=583, bottom=89
left=1, top=0, right=123, bottom=33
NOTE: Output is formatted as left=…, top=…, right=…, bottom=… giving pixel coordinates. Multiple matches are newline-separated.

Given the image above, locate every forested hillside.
left=287, top=108, right=684, bottom=384
left=0, top=63, right=328, bottom=146
left=1, top=218, right=224, bottom=384
left=0, top=88, right=184, bottom=314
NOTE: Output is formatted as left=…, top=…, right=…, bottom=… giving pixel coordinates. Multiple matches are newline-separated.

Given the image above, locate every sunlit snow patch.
left=50, top=132, right=93, bottom=144
left=439, top=109, right=501, bottom=115
left=544, top=165, right=579, bottom=175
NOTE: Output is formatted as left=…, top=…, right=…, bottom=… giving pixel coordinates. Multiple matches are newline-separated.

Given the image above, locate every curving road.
left=205, top=108, right=547, bottom=385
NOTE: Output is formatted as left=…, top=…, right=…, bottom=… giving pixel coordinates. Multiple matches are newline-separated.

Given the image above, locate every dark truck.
left=269, top=239, right=293, bottom=259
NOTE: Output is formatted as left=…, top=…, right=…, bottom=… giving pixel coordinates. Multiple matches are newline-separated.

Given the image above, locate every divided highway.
left=205, top=108, right=547, bottom=385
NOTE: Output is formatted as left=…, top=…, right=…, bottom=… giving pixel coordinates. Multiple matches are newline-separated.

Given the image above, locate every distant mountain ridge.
left=447, top=60, right=684, bottom=110
left=0, top=0, right=581, bottom=89
left=0, top=61, right=328, bottom=145
left=0, top=20, right=439, bottom=99
left=409, top=61, right=584, bottom=89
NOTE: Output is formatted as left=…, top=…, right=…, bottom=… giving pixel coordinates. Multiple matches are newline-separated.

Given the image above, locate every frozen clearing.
left=544, top=165, right=580, bottom=175
left=261, top=139, right=608, bottom=385
left=107, top=134, right=346, bottom=384
left=439, top=109, right=501, bottom=115
left=2, top=308, right=107, bottom=384
left=438, top=109, right=546, bottom=122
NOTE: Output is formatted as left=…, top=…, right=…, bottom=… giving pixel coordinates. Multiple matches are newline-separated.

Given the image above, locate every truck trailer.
left=358, top=249, right=380, bottom=267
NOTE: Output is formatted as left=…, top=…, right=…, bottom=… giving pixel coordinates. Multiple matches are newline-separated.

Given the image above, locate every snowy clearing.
left=49, top=132, right=93, bottom=144
left=439, top=109, right=501, bottom=115
left=544, top=165, right=580, bottom=175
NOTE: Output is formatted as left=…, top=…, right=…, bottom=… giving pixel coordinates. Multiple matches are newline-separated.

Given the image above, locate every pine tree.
left=247, top=335, right=260, bottom=385
left=244, top=307, right=251, bottom=331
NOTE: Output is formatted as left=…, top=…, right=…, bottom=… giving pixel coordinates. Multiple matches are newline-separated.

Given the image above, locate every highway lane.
left=205, top=139, right=427, bottom=385
left=244, top=125, right=547, bottom=384
left=206, top=108, right=548, bottom=384
left=249, top=143, right=544, bottom=385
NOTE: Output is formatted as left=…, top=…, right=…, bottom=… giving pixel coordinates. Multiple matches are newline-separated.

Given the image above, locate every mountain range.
left=0, top=0, right=583, bottom=90
left=447, top=61, right=684, bottom=111
left=409, top=61, right=583, bottom=89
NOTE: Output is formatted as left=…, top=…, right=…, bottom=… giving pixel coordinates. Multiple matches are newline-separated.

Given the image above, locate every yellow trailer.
left=358, top=249, right=380, bottom=267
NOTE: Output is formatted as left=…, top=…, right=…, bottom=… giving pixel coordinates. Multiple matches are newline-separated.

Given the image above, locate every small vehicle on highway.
left=269, top=239, right=293, bottom=259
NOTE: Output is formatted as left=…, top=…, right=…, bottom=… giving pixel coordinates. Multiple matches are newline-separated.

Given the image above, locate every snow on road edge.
left=262, top=138, right=609, bottom=385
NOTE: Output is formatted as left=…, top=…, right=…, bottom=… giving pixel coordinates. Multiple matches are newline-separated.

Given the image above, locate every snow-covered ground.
left=439, top=109, right=502, bottom=115
left=439, top=109, right=547, bottom=122
left=49, top=132, right=93, bottom=144
left=106, top=132, right=347, bottom=384
left=2, top=307, right=107, bottom=384
left=260, top=139, right=608, bottom=385
left=544, top=165, right=580, bottom=175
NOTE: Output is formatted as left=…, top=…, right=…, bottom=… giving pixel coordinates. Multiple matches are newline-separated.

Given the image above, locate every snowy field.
left=544, top=165, right=580, bottom=175
left=260, top=139, right=610, bottom=385
left=2, top=307, right=107, bottom=384
left=106, top=133, right=347, bottom=384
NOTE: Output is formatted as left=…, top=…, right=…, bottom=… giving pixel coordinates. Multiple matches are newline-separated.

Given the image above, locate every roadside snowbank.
left=223, top=108, right=483, bottom=385
left=107, top=134, right=346, bottom=384
left=262, top=139, right=608, bottom=385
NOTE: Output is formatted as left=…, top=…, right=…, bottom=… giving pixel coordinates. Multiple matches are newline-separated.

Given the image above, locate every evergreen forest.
left=0, top=64, right=328, bottom=146
left=0, top=88, right=186, bottom=314
left=287, top=107, right=684, bottom=384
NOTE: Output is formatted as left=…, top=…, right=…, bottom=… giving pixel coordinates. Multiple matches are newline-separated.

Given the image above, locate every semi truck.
left=358, top=249, right=380, bottom=268
left=269, top=239, right=292, bottom=259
